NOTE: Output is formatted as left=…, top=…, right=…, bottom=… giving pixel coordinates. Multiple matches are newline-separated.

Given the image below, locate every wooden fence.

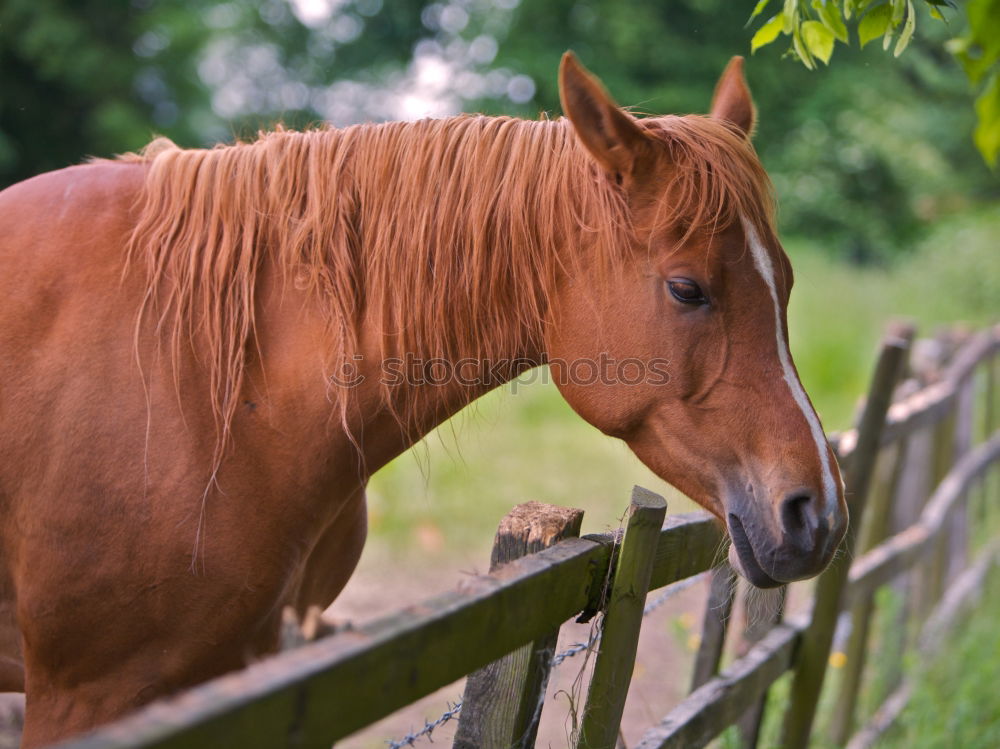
left=55, top=322, right=1000, bottom=749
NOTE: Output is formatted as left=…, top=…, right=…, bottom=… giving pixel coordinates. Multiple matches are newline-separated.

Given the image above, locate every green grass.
left=875, top=567, right=1000, bottom=749
left=366, top=381, right=696, bottom=561
left=365, top=207, right=999, bottom=560
left=787, top=205, right=1000, bottom=431
left=741, top=565, right=1000, bottom=749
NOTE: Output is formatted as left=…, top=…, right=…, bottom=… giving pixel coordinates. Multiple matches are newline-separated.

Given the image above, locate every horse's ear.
left=559, top=51, right=649, bottom=178
left=710, top=56, right=756, bottom=137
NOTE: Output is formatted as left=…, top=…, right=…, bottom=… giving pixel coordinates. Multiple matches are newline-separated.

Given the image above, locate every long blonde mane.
left=123, top=112, right=773, bottom=447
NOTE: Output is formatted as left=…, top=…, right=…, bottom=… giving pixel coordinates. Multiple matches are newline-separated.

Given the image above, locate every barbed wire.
left=549, top=633, right=600, bottom=668
left=384, top=570, right=710, bottom=747
left=386, top=699, right=464, bottom=749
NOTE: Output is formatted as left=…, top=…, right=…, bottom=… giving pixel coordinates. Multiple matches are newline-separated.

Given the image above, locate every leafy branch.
left=747, top=0, right=1000, bottom=166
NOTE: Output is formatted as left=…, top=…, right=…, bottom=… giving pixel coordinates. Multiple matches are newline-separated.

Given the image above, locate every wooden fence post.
left=829, top=440, right=907, bottom=744
left=454, top=501, right=584, bottom=749
left=879, top=379, right=924, bottom=700
left=689, top=564, right=737, bottom=692
left=949, top=374, right=976, bottom=576
left=576, top=487, right=667, bottom=749
left=921, top=406, right=958, bottom=614
left=779, top=322, right=914, bottom=749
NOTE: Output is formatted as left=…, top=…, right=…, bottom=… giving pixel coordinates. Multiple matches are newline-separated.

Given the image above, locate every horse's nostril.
left=780, top=491, right=819, bottom=547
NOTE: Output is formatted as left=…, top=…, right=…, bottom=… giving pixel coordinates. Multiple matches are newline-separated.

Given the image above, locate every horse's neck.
left=256, top=117, right=604, bottom=473
left=336, top=119, right=578, bottom=437
left=345, top=281, right=547, bottom=475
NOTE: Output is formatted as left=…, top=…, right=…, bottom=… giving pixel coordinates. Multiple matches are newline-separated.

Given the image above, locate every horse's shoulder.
left=0, top=161, right=145, bottom=257
left=1, top=160, right=144, bottom=216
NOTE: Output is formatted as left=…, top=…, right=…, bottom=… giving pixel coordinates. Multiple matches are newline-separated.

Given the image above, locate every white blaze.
left=741, top=217, right=839, bottom=512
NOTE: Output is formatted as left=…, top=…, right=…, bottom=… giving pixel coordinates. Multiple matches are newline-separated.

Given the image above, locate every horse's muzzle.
left=725, top=491, right=846, bottom=587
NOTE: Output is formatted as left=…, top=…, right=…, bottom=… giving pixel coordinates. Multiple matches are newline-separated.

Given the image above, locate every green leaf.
left=751, top=13, right=786, bottom=52
left=849, top=0, right=879, bottom=17
left=782, top=0, right=799, bottom=33
left=859, top=5, right=893, bottom=48
left=801, top=20, right=836, bottom=63
left=792, top=23, right=817, bottom=68
left=746, top=0, right=771, bottom=26
left=974, top=72, right=1000, bottom=166
left=895, top=0, right=917, bottom=56
left=883, top=26, right=896, bottom=50
left=813, top=0, right=849, bottom=42
left=967, top=0, right=1000, bottom=71
left=950, top=42, right=994, bottom=85
left=891, top=0, right=906, bottom=24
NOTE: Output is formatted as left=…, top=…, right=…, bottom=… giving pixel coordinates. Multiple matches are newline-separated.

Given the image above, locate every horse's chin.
left=726, top=515, right=783, bottom=589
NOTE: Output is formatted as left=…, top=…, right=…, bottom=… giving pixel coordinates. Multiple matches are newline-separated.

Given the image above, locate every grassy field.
left=749, top=526, right=1000, bottom=749
left=875, top=567, right=1000, bottom=749
left=364, top=207, right=1000, bottom=561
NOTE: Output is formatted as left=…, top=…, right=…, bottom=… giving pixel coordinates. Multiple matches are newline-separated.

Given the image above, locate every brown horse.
left=0, top=54, right=846, bottom=744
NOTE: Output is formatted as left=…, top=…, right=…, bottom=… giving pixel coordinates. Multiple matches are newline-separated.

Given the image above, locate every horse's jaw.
left=726, top=513, right=782, bottom=589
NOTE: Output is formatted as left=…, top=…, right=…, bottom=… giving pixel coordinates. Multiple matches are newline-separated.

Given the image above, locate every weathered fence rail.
left=55, top=322, right=1000, bottom=749
left=54, top=512, right=725, bottom=748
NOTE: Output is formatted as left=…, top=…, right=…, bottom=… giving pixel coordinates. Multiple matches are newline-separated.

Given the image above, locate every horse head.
left=547, top=53, right=848, bottom=587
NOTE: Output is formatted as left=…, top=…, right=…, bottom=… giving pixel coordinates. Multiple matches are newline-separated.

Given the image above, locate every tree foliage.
left=747, top=0, right=1000, bottom=165
left=481, top=0, right=994, bottom=261
left=1, top=0, right=994, bottom=262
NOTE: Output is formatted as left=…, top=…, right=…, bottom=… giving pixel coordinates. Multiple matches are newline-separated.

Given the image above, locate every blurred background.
left=1, top=1, right=997, bottom=744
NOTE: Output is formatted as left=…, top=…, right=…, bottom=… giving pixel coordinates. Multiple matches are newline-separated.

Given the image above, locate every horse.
left=0, top=53, right=847, bottom=744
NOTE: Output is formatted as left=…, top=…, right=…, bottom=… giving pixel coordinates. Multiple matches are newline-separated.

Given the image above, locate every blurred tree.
left=479, top=0, right=994, bottom=261
left=1, top=0, right=994, bottom=262
left=949, top=0, right=1000, bottom=165
left=0, top=0, right=214, bottom=184
left=746, top=0, right=1000, bottom=166
left=0, top=0, right=442, bottom=185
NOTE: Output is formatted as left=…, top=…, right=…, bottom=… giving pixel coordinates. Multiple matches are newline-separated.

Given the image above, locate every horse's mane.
left=122, top=112, right=773, bottom=449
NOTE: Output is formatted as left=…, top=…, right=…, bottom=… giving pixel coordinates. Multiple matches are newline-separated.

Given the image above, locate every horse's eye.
left=667, top=279, right=707, bottom=305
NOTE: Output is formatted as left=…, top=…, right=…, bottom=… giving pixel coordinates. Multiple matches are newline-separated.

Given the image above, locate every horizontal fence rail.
left=51, top=322, right=1000, bottom=749
left=835, top=326, right=999, bottom=456
left=56, top=513, right=724, bottom=748
left=58, top=537, right=611, bottom=749
left=635, top=616, right=806, bottom=749
left=847, top=433, right=1000, bottom=604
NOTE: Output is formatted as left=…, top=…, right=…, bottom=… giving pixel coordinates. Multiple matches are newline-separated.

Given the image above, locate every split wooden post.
left=454, top=501, right=584, bottom=749
left=779, top=321, right=914, bottom=749
left=577, top=486, right=667, bottom=749
left=689, top=564, right=737, bottom=692
left=829, top=440, right=907, bottom=744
